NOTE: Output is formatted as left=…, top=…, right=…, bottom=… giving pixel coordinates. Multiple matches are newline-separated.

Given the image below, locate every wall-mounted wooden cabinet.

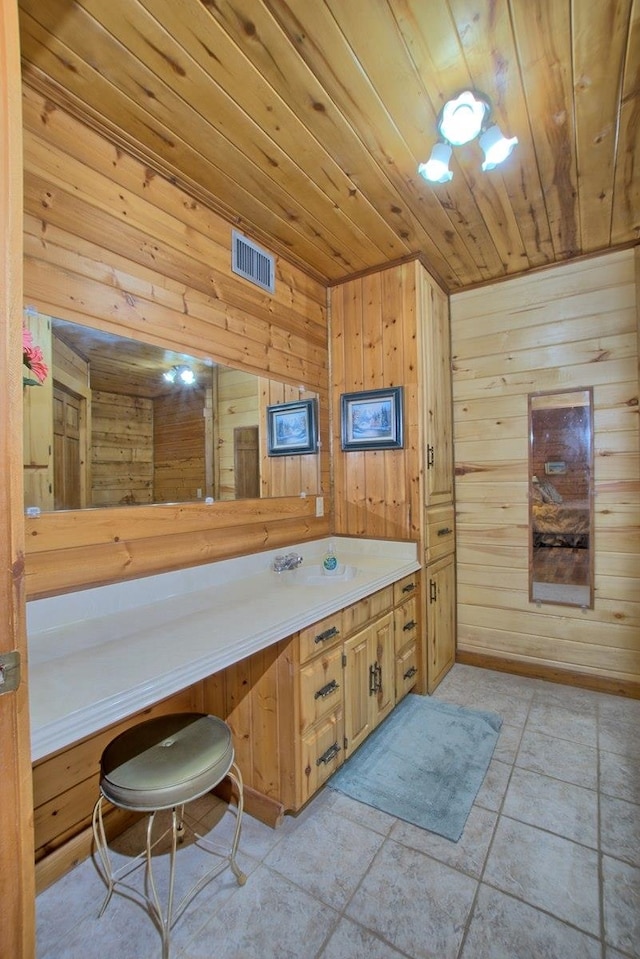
left=331, top=261, right=456, bottom=693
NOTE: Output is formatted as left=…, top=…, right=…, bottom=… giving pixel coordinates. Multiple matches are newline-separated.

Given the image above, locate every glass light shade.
left=438, top=91, right=488, bottom=146
left=479, top=125, right=518, bottom=170
left=418, top=142, right=453, bottom=183
left=163, top=364, right=196, bottom=385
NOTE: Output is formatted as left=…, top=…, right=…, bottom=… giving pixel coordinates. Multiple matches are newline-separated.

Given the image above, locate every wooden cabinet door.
left=419, top=269, right=453, bottom=507
left=371, top=612, right=394, bottom=725
left=343, top=627, right=373, bottom=755
left=344, top=612, right=394, bottom=755
left=426, top=554, right=456, bottom=692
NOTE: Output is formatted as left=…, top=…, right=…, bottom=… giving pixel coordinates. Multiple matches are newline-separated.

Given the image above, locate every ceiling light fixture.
left=163, top=364, right=196, bottom=386
left=418, top=90, right=518, bottom=184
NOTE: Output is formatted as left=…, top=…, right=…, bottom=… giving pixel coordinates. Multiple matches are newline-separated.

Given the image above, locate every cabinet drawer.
left=298, top=610, right=344, bottom=664
left=299, top=708, right=344, bottom=804
left=394, top=596, right=418, bottom=652
left=395, top=642, right=418, bottom=700
left=393, top=572, right=419, bottom=606
left=298, top=646, right=344, bottom=732
left=343, top=585, right=393, bottom=634
left=425, top=504, right=455, bottom=563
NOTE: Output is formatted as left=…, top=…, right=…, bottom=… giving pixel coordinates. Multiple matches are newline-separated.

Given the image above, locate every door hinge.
left=0, top=651, right=21, bottom=694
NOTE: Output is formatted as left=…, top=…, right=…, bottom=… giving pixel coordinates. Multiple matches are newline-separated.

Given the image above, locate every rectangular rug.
left=328, top=694, right=502, bottom=841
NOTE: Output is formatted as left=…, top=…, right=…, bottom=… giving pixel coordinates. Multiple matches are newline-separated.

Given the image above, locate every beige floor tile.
left=600, top=748, right=640, bottom=804
left=599, top=717, right=640, bottom=760
left=525, top=701, right=598, bottom=747
left=178, top=864, right=339, bottom=959
left=390, top=804, right=498, bottom=878
left=502, top=766, right=598, bottom=846
left=473, top=758, right=512, bottom=812
left=319, top=916, right=413, bottom=959
left=345, top=838, right=477, bottom=959
left=460, top=884, right=602, bottom=959
left=602, top=856, right=640, bottom=958
left=516, top=728, right=598, bottom=789
left=600, top=794, right=640, bottom=868
left=483, top=817, right=600, bottom=935
left=264, top=801, right=386, bottom=910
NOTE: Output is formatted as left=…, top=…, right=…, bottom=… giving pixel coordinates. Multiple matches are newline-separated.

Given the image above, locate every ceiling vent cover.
left=231, top=230, right=275, bottom=294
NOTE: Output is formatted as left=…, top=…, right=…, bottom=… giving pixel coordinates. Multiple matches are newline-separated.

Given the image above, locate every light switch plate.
left=315, top=496, right=324, bottom=517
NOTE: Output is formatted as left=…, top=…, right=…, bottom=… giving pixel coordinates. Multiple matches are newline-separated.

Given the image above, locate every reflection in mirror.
left=529, top=388, right=594, bottom=608
left=22, top=315, right=320, bottom=511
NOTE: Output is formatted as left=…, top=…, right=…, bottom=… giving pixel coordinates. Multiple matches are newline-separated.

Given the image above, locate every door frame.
left=0, top=1, right=36, bottom=955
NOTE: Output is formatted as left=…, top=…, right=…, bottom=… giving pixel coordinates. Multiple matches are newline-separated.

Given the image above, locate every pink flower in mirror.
left=23, top=325, right=49, bottom=386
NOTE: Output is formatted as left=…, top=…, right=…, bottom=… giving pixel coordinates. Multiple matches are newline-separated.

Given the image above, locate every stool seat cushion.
left=99, top=713, right=234, bottom=811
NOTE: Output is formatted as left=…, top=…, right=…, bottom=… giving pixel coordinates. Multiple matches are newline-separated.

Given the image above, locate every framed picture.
left=267, top=398, right=318, bottom=456
left=341, top=387, right=404, bottom=451
left=545, top=461, right=567, bottom=475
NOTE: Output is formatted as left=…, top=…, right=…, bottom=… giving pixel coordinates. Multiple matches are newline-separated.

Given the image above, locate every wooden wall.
left=153, top=388, right=207, bottom=503
left=216, top=366, right=260, bottom=500
left=330, top=262, right=421, bottom=541
left=21, top=85, right=330, bottom=599
left=451, top=248, right=640, bottom=689
left=91, top=390, right=153, bottom=506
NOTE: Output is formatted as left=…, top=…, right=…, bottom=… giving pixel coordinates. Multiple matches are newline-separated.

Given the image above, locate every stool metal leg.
left=93, top=767, right=247, bottom=959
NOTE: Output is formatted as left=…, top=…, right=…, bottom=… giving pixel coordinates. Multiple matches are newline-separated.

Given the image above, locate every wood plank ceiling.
left=18, top=0, right=640, bottom=293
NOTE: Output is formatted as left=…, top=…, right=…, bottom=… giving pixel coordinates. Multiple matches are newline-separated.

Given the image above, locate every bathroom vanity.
left=28, top=536, right=420, bottom=889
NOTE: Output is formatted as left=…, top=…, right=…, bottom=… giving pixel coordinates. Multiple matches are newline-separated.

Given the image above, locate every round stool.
left=92, top=713, right=246, bottom=958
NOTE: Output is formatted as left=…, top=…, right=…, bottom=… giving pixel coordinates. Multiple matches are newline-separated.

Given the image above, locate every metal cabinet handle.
left=369, top=662, right=377, bottom=695
left=429, top=579, right=437, bottom=604
left=427, top=444, right=435, bottom=468
left=316, top=742, right=340, bottom=766
left=437, top=527, right=452, bottom=536
left=314, top=679, right=340, bottom=700
left=402, top=619, right=417, bottom=632
left=403, top=666, right=418, bottom=680
left=401, top=582, right=416, bottom=593
left=314, top=626, right=340, bottom=644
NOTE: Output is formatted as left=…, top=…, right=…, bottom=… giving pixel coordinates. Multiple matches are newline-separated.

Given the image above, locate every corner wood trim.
left=456, top=651, right=640, bottom=700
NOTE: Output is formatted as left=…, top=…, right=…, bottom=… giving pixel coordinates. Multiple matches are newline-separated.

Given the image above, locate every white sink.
left=292, top=564, right=358, bottom=585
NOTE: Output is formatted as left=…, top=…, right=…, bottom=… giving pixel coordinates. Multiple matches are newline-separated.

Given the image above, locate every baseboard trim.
left=455, top=651, right=640, bottom=699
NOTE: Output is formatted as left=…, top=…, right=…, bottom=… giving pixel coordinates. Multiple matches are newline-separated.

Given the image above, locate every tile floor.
left=36, top=664, right=640, bottom=959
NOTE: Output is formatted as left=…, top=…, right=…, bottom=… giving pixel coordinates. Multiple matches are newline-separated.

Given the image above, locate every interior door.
left=1, top=1, right=37, bottom=955
left=53, top=385, right=82, bottom=510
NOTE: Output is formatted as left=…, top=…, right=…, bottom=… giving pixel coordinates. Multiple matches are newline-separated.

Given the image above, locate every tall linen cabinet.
left=330, top=260, right=456, bottom=693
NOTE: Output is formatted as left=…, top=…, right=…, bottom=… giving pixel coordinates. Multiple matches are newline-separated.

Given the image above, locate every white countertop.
left=27, top=537, right=419, bottom=761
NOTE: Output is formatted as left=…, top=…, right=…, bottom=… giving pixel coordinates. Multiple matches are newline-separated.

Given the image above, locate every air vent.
left=231, top=230, right=275, bottom=294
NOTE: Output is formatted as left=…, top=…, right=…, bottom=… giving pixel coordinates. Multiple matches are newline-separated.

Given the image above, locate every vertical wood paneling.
left=451, top=249, right=640, bottom=684
left=331, top=260, right=430, bottom=543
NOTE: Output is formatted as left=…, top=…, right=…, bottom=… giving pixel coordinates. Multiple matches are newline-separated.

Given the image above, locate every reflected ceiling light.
left=418, top=90, right=518, bottom=184
left=163, top=364, right=196, bottom=386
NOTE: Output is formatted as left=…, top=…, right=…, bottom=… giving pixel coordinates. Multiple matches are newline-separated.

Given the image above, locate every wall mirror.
left=23, top=315, right=320, bottom=511
left=529, top=387, right=594, bottom=608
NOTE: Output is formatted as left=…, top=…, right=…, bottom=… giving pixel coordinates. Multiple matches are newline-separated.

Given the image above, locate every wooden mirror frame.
left=528, top=387, right=594, bottom=609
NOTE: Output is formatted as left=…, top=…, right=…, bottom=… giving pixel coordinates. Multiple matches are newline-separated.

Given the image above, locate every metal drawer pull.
left=316, top=742, right=341, bottom=766
left=314, top=679, right=340, bottom=700
left=403, top=666, right=418, bottom=680
left=402, top=619, right=417, bottom=631
left=314, top=626, right=340, bottom=644
left=437, top=527, right=452, bottom=536
left=401, top=582, right=416, bottom=593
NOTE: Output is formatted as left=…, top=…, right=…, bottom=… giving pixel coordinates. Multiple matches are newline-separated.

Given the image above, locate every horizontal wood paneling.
left=451, top=248, right=640, bottom=685
left=21, top=88, right=330, bottom=598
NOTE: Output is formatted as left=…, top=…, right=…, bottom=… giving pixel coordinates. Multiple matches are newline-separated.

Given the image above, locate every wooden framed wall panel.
left=331, top=262, right=420, bottom=541
left=451, top=248, right=640, bottom=686
left=21, top=87, right=331, bottom=598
